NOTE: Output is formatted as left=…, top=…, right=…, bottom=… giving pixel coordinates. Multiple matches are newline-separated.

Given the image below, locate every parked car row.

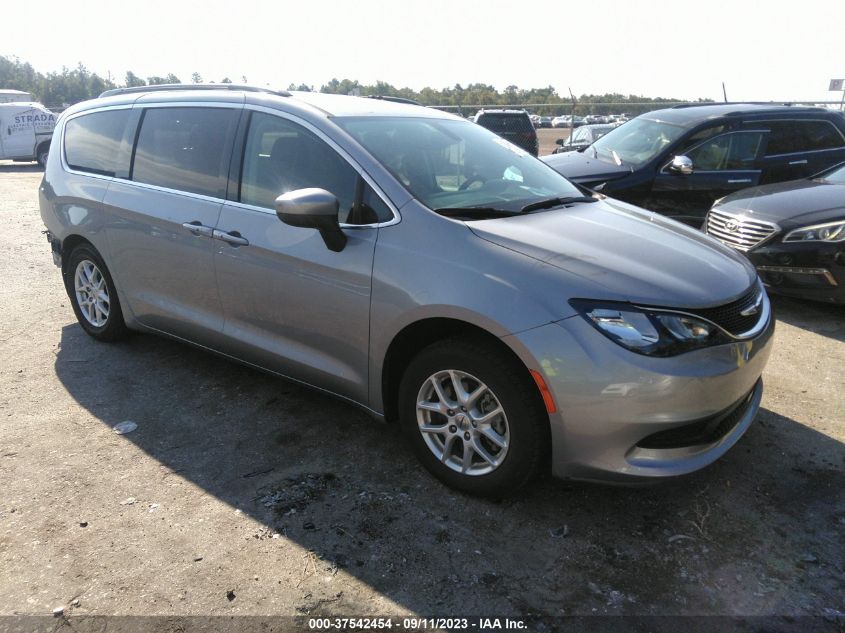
left=541, top=103, right=845, bottom=303
left=40, top=85, right=774, bottom=497
left=548, top=114, right=629, bottom=129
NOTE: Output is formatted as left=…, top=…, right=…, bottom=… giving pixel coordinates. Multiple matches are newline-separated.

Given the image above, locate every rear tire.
left=36, top=143, right=49, bottom=169
left=398, top=337, right=549, bottom=497
left=64, top=244, right=129, bottom=342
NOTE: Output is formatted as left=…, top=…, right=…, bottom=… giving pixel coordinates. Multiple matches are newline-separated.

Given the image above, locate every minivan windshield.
left=589, top=117, right=687, bottom=167
left=335, top=117, right=584, bottom=217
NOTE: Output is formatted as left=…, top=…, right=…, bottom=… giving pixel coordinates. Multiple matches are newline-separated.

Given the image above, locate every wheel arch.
left=60, top=234, right=96, bottom=277
left=379, top=317, right=542, bottom=424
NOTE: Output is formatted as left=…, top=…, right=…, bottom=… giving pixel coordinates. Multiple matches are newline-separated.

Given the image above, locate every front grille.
left=637, top=386, right=756, bottom=449
left=687, top=283, right=764, bottom=336
left=706, top=209, right=779, bottom=252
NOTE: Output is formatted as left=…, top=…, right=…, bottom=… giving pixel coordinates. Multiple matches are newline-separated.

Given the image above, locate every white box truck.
left=0, top=89, right=34, bottom=103
left=0, top=102, right=56, bottom=167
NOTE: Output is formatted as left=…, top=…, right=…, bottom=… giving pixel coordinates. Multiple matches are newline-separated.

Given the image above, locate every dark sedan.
left=704, top=162, right=845, bottom=303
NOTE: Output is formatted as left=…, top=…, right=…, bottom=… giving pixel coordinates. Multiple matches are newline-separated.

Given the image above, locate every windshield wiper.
left=611, top=150, right=623, bottom=166
left=434, top=207, right=516, bottom=220
left=520, top=196, right=597, bottom=213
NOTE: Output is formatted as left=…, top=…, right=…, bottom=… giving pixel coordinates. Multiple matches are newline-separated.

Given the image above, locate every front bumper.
left=747, top=241, right=845, bottom=304
left=506, top=309, right=774, bottom=482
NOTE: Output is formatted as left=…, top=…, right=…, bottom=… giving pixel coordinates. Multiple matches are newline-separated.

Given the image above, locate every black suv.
left=541, top=104, right=845, bottom=225
left=473, top=109, right=539, bottom=156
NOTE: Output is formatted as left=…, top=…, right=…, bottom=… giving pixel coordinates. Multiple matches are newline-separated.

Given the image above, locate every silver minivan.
left=39, top=85, right=774, bottom=496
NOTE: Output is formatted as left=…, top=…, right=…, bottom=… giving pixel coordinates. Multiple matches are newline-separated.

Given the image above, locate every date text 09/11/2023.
left=307, top=617, right=528, bottom=630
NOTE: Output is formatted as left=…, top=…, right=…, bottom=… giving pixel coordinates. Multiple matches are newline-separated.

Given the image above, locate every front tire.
left=398, top=338, right=549, bottom=497
left=64, top=244, right=128, bottom=342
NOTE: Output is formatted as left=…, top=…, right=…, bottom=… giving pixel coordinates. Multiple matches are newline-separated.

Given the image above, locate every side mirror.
left=669, top=155, right=694, bottom=175
left=275, top=188, right=347, bottom=252
left=555, top=138, right=564, bottom=146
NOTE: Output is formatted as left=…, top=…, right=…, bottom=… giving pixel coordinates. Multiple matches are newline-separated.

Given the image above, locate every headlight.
left=570, top=300, right=730, bottom=357
left=783, top=220, right=845, bottom=243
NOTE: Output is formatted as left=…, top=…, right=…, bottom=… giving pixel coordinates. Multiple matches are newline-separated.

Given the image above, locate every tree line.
left=1, top=55, right=711, bottom=115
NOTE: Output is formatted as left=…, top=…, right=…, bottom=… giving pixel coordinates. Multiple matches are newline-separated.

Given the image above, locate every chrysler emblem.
left=725, top=219, right=739, bottom=232
left=740, top=294, right=763, bottom=317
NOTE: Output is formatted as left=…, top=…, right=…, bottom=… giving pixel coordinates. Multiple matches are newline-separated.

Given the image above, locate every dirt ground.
left=538, top=128, right=570, bottom=155
left=0, top=164, right=844, bottom=626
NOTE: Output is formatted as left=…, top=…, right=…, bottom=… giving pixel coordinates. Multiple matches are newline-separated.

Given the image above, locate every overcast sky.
left=6, top=0, right=844, bottom=103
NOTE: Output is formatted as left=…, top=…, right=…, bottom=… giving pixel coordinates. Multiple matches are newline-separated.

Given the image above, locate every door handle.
left=181, top=221, right=213, bottom=237
left=213, top=229, right=250, bottom=246
left=789, top=159, right=808, bottom=165
left=727, top=179, right=752, bottom=184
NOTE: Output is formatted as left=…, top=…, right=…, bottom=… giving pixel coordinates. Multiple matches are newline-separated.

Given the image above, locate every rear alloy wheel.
left=399, top=338, right=549, bottom=496
left=65, top=244, right=128, bottom=342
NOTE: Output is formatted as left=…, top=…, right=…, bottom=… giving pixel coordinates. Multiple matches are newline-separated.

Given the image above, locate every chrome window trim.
left=222, top=199, right=378, bottom=231
left=764, top=146, right=845, bottom=158
left=240, top=104, right=402, bottom=228
left=60, top=104, right=136, bottom=181
left=108, top=177, right=230, bottom=204
left=59, top=101, right=400, bottom=227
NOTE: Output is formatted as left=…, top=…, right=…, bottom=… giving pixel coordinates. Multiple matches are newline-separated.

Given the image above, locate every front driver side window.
left=240, top=112, right=359, bottom=222
left=685, top=131, right=764, bottom=171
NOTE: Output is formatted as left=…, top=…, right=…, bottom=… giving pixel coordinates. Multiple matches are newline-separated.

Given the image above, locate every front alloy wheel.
left=399, top=337, right=549, bottom=496
left=416, top=369, right=510, bottom=476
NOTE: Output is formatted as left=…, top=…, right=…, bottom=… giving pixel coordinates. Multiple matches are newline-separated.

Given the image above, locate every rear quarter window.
left=800, top=121, right=845, bottom=150
left=64, top=109, right=131, bottom=176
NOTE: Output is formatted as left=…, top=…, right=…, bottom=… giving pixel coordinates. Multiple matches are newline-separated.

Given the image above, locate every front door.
left=212, top=110, right=384, bottom=405
left=650, top=130, right=766, bottom=225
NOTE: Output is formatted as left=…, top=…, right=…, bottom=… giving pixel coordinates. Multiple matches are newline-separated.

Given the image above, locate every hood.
left=541, top=149, right=632, bottom=184
left=716, top=178, right=845, bottom=229
left=468, top=198, right=757, bottom=309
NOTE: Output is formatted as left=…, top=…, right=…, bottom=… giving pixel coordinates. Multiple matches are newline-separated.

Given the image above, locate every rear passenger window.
left=132, top=107, right=238, bottom=198
left=239, top=112, right=359, bottom=222
left=64, top=109, right=131, bottom=176
left=762, top=120, right=845, bottom=155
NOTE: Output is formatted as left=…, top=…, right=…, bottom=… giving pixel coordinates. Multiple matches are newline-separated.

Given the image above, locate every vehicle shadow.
left=770, top=294, right=844, bottom=342
left=0, top=161, right=41, bottom=173
left=53, top=324, right=845, bottom=617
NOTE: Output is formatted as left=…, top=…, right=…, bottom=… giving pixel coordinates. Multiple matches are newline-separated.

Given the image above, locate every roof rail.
left=365, top=95, right=422, bottom=106
left=670, top=101, right=811, bottom=109
left=98, top=83, right=291, bottom=99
